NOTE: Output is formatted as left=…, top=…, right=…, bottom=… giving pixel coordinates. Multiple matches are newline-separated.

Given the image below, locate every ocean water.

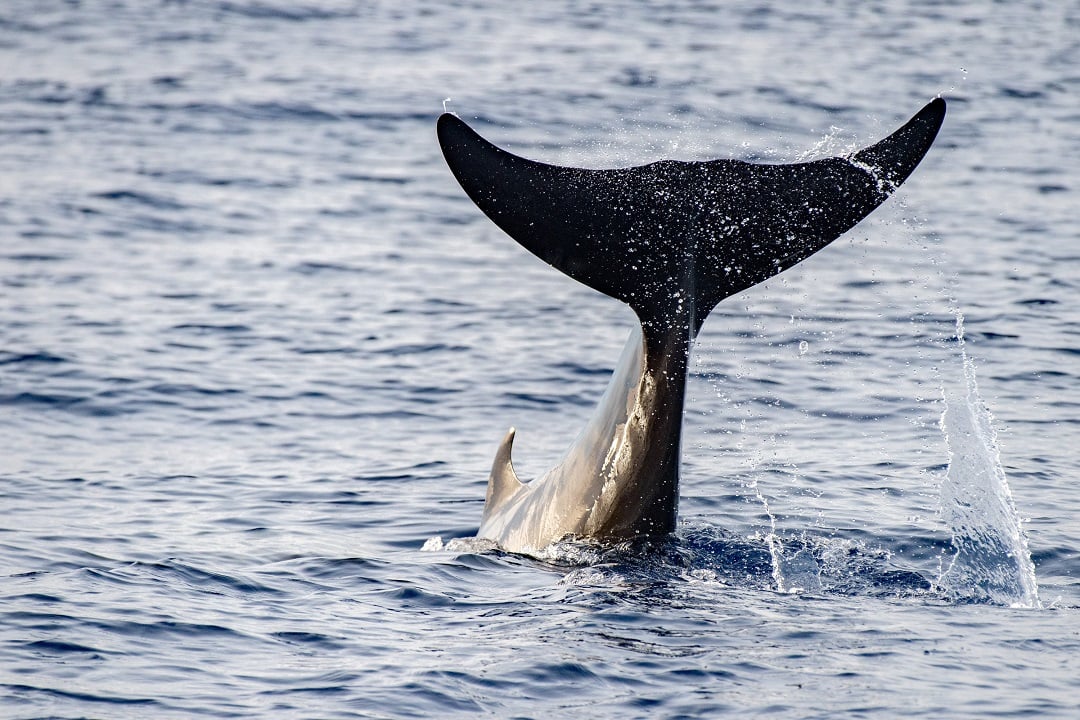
left=1, top=1, right=1078, bottom=717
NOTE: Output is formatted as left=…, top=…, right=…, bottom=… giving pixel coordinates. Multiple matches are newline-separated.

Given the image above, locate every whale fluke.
left=438, top=99, right=946, bottom=553
left=438, top=98, right=945, bottom=331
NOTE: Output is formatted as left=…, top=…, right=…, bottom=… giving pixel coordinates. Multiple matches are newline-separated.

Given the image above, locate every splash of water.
left=937, top=313, right=1040, bottom=607
left=747, top=476, right=788, bottom=592
left=745, top=478, right=826, bottom=594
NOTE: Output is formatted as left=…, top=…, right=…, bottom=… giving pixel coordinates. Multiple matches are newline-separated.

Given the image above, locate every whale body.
left=438, top=99, right=946, bottom=554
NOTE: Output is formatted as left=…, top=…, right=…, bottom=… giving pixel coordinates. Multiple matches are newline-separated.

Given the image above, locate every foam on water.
left=936, top=312, right=1040, bottom=608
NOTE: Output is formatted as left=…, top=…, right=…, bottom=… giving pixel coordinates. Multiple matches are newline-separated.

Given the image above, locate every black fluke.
left=438, top=98, right=944, bottom=333
left=438, top=100, right=946, bottom=553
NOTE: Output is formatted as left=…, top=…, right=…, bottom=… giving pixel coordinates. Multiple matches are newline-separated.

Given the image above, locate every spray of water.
left=937, top=312, right=1040, bottom=607
left=746, top=476, right=788, bottom=592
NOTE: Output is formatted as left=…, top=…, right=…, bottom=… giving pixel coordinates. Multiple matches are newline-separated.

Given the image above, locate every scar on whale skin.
left=438, top=98, right=946, bottom=555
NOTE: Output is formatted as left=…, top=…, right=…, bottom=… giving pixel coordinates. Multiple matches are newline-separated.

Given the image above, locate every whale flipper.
left=438, top=99, right=946, bottom=553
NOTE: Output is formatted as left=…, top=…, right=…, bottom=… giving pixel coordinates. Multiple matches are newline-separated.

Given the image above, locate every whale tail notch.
left=437, top=98, right=945, bottom=328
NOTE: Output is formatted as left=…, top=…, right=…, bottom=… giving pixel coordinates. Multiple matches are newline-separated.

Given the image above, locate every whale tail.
left=439, top=100, right=946, bottom=549
left=437, top=98, right=945, bottom=330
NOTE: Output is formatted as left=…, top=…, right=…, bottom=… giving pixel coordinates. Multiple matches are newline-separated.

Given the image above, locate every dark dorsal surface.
left=437, top=99, right=945, bottom=331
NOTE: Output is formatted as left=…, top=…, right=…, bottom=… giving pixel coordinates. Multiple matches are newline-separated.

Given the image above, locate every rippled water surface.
left=2, top=1, right=1078, bottom=717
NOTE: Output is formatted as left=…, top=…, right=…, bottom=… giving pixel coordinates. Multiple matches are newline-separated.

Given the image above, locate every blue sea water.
left=1, top=1, right=1078, bottom=717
